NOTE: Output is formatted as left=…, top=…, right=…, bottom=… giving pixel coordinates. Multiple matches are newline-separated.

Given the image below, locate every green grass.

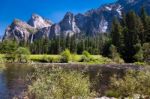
left=78, top=55, right=112, bottom=65
left=29, top=55, right=59, bottom=60
left=0, top=54, right=113, bottom=64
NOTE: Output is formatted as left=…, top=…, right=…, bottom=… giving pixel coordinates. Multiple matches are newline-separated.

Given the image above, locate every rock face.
left=3, top=0, right=150, bottom=42
left=59, top=12, right=80, bottom=36
left=3, top=19, right=36, bottom=42
left=49, top=12, right=80, bottom=38
left=28, top=14, right=53, bottom=29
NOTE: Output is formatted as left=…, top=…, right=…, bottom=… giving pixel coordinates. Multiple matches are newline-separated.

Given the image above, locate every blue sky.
left=0, top=0, right=116, bottom=35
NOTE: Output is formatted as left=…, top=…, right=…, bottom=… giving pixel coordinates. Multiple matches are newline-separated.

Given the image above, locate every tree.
left=0, top=40, right=18, bottom=54
left=123, top=11, right=143, bottom=62
left=140, top=7, right=150, bottom=43
left=14, top=47, right=30, bottom=63
left=111, top=17, right=123, bottom=53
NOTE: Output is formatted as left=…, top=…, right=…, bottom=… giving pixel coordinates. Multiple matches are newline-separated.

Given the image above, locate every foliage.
left=29, top=34, right=110, bottom=55
left=30, top=55, right=60, bottom=63
left=105, top=90, right=120, bottom=98
left=0, top=40, right=18, bottom=54
left=110, top=9, right=150, bottom=62
left=14, top=47, right=30, bottom=62
left=109, top=70, right=150, bottom=98
left=134, top=62, right=147, bottom=66
left=143, top=43, right=150, bottom=63
left=80, top=51, right=92, bottom=62
left=111, top=17, right=123, bottom=53
left=109, top=45, right=124, bottom=64
left=27, top=67, right=90, bottom=99
left=60, top=49, right=71, bottom=63
left=134, top=43, right=144, bottom=62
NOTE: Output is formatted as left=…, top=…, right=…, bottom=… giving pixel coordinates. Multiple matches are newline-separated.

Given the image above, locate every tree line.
left=111, top=8, right=150, bottom=62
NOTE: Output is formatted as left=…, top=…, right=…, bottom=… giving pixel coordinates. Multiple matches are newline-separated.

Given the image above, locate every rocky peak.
left=12, top=19, right=34, bottom=29
left=60, top=12, right=75, bottom=29
left=3, top=19, right=36, bottom=42
left=28, top=14, right=53, bottom=29
left=59, top=12, right=80, bottom=36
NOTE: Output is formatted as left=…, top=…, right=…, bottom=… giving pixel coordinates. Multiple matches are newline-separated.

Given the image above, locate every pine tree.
left=140, top=7, right=150, bottom=42
left=124, top=11, right=143, bottom=62
left=111, top=17, right=124, bottom=53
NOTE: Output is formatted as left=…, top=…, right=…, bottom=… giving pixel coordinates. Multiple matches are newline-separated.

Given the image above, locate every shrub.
left=46, top=56, right=60, bottom=63
left=14, top=47, right=30, bottom=63
left=4, top=54, right=15, bottom=63
left=27, top=68, right=90, bottom=99
left=80, top=51, right=92, bottom=62
left=134, top=62, right=147, bottom=66
left=143, top=43, right=150, bottom=63
left=71, top=54, right=81, bottom=62
left=110, top=70, right=150, bottom=98
left=60, top=49, right=71, bottom=63
left=105, top=90, right=120, bottom=98
left=109, top=45, right=124, bottom=64
left=134, top=43, right=144, bottom=62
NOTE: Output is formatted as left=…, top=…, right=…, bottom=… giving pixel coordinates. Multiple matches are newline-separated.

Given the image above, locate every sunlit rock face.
left=3, top=19, right=36, bottom=42
left=28, top=14, right=53, bottom=29
left=3, top=0, right=150, bottom=42
left=59, top=12, right=81, bottom=36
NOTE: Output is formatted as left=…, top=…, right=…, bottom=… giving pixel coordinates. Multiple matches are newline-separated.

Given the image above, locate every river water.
left=0, top=64, right=34, bottom=99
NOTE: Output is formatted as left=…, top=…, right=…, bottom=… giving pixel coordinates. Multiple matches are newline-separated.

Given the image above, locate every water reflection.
left=0, top=63, right=34, bottom=98
left=0, top=71, right=8, bottom=98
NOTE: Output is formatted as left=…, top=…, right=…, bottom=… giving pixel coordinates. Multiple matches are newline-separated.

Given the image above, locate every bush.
left=46, top=56, right=60, bottom=63
left=105, top=90, right=120, bottom=98
left=134, top=43, right=144, bottom=62
left=80, top=51, right=92, bottom=62
left=27, top=68, right=90, bottom=99
left=14, top=47, right=30, bottom=63
left=109, top=45, right=124, bottom=64
left=60, top=49, right=71, bottom=63
left=110, top=70, right=150, bottom=98
left=30, top=55, right=61, bottom=63
left=134, top=62, right=147, bottom=66
left=71, top=54, right=81, bottom=62
left=143, top=43, right=150, bottom=63
left=4, top=54, right=15, bottom=63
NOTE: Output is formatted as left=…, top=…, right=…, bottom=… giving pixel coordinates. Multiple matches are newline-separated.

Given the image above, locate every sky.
left=0, top=0, right=116, bottom=35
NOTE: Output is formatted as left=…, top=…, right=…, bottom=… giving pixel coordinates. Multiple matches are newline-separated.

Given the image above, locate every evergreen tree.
left=140, top=7, right=150, bottom=42
left=124, top=11, right=143, bottom=62
left=111, top=17, right=124, bottom=53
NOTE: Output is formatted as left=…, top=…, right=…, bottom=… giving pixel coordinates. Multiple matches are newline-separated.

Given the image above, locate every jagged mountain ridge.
left=3, top=0, right=150, bottom=42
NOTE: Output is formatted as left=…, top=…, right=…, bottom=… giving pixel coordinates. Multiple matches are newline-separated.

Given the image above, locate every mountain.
left=28, top=14, right=53, bottom=29
left=3, top=0, right=150, bottom=42
left=3, top=19, right=36, bottom=42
